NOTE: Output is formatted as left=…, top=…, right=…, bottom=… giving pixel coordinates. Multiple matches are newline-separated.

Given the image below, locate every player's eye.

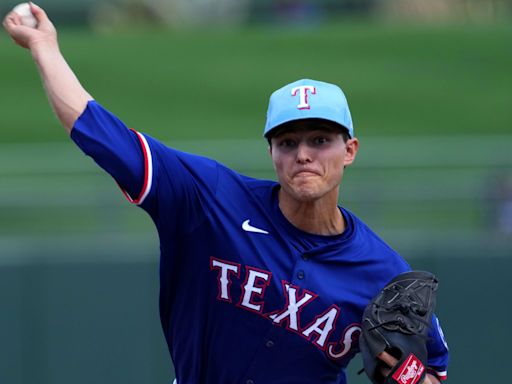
left=279, top=138, right=297, bottom=148
left=312, top=136, right=329, bottom=146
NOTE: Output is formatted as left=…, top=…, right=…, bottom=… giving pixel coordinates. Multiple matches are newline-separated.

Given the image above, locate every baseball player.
left=4, top=5, right=449, bottom=384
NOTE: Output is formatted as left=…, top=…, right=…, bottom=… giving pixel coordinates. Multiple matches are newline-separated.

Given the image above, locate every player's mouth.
left=293, top=169, right=320, bottom=177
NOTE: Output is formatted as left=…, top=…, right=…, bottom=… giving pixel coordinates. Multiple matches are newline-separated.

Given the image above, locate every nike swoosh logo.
left=242, top=219, right=269, bottom=234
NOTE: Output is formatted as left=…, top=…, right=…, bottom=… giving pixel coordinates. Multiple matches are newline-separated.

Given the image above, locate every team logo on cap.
left=291, top=85, right=316, bottom=110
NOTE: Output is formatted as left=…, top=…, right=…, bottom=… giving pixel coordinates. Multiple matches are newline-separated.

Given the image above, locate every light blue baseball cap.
left=264, top=79, right=354, bottom=138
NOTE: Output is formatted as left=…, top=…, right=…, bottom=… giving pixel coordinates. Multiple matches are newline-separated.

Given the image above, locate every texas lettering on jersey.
left=210, top=257, right=361, bottom=361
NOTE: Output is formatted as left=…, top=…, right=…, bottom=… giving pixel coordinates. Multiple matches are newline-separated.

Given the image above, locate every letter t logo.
left=291, top=85, right=316, bottom=110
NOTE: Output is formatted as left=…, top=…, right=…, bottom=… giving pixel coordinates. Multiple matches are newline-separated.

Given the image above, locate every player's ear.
left=343, top=137, right=359, bottom=166
left=268, top=145, right=272, bottom=156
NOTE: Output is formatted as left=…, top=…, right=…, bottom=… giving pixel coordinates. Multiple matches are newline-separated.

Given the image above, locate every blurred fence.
left=1, top=136, right=511, bottom=384
left=1, top=134, right=511, bottom=260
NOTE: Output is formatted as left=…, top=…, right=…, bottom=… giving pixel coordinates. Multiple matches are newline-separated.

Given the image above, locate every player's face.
left=269, top=121, right=359, bottom=203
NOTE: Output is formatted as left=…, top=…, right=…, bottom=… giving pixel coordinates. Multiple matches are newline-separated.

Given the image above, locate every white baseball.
left=12, top=3, right=38, bottom=28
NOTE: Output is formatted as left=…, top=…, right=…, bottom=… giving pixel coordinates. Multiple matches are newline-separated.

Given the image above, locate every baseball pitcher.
left=3, top=5, right=449, bottom=384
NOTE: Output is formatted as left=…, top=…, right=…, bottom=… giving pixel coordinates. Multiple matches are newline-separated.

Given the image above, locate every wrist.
left=30, top=39, right=60, bottom=60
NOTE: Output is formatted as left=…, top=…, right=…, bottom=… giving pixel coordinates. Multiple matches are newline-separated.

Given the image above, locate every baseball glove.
left=359, top=271, right=438, bottom=384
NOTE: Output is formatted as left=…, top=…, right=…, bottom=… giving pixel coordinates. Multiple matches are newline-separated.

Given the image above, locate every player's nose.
left=296, top=142, right=313, bottom=164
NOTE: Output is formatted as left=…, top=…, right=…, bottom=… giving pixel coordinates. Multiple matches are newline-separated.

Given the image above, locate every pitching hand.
left=3, top=3, right=57, bottom=50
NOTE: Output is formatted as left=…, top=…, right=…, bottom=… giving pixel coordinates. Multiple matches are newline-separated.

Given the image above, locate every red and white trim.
left=428, top=368, right=448, bottom=381
left=119, top=129, right=153, bottom=205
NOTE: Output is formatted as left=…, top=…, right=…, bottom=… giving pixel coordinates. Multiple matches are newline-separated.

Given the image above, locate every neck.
left=278, top=189, right=345, bottom=236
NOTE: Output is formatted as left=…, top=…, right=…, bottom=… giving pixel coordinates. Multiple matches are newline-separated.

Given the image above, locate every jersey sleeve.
left=71, top=100, right=148, bottom=204
left=70, top=100, right=220, bottom=226
left=426, top=314, right=449, bottom=381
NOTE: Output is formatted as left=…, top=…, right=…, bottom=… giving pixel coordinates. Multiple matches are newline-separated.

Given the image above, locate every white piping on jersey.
left=135, top=132, right=153, bottom=205
left=120, top=130, right=153, bottom=206
left=429, top=369, right=447, bottom=380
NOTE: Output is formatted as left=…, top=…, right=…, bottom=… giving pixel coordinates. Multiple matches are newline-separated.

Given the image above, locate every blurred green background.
left=1, top=0, right=511, bottom=383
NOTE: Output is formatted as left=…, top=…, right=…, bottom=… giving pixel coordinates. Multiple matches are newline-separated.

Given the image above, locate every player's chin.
left=288, top=184, right=324, bottom=202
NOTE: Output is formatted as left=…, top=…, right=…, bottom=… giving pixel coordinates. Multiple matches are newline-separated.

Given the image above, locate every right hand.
left=3, top=3, right=57, bottom=50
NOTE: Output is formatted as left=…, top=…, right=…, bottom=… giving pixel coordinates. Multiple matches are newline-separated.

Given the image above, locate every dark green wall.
left=0, top=260, right=172, bottom=384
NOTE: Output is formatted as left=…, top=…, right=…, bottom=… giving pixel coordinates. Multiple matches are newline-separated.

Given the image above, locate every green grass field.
left=1, top=21, right=510, bottom=143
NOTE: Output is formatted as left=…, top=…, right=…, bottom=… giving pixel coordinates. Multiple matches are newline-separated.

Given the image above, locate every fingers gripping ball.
left=12, top=3, right=38, bottom=28
left=359, top=271, right=438, bottom=384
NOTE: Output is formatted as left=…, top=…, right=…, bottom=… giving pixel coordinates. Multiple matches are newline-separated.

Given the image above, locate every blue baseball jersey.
left=71, top=101, right=449, bottom=384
